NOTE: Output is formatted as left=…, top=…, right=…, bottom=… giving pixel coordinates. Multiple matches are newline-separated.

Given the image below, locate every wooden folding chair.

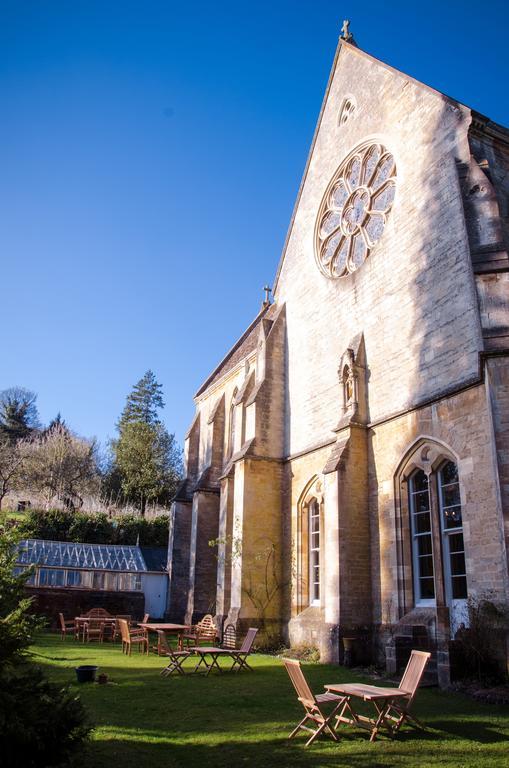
left=380, top=650, right=431, bottom=734
left=283, top=658, right=346, bottom=746
left=228, top=627, right=258, bottom=672
left=159, top=631, right=191, bottom=676
left=325, top=649, right=431, bottom=741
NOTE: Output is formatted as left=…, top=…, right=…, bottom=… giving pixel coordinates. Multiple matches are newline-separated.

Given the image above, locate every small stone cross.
left=340, top=19, right=352, bottom=41
left=263, top=285, right=272, bottom=304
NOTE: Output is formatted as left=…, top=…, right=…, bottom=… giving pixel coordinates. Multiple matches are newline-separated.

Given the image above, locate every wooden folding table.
left=324, top=682, right=410, bottom=741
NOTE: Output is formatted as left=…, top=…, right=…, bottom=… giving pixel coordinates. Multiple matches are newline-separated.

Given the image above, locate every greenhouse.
left=16, top=539, right=168, bottom=617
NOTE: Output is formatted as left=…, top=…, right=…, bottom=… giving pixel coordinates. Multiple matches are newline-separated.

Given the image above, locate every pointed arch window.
left=408, top=470, right=435, bottom=603
left=407, top=459, right=467, bottom=608
left=438, top=461, right=467, bottom=601
left=309, top=498, right=321, bottom=605
left=227, top=388, right=238, bottom=459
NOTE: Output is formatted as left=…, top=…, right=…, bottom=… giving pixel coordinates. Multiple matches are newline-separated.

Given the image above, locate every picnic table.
left=138, top=622, right=190, bottom=652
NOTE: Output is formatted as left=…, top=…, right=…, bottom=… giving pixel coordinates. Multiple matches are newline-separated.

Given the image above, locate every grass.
left=32, top=632, right=509, bottom=768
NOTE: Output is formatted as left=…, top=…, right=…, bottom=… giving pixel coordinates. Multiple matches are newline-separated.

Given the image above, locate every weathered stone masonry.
left=167, top=33, right=509, bottom=685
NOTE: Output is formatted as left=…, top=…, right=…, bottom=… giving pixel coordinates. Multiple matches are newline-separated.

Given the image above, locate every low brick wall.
left=25, top=586, right=145, bottom=628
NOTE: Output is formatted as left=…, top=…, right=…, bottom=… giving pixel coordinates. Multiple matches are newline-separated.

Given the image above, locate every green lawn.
left=31, top=633, right=509, bottom=768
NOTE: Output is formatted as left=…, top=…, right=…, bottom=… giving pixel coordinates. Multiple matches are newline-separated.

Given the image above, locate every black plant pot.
left=75, top=665, right=98, bottom=683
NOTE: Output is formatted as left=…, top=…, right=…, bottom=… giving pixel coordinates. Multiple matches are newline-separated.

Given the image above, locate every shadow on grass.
left=32, top=634, right=509, bottom=768
left=82, top=732, right=509, bottom=768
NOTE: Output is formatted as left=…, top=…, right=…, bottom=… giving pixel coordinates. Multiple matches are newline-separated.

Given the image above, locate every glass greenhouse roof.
left=17, top=539, right=148, bottom=572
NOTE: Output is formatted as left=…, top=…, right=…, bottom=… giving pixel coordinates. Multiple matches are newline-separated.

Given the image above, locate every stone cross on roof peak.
left=340, top=19, right=353, bottom=42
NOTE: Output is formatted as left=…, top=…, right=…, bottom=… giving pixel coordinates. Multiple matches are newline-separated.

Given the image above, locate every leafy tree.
left=0, top=527, right=90, bottom=767
left=114, top=421, right=181, bottom=514
left=24, top=423, right=100, bottom=509
left=0, top=387, right=40, bottom=443
left=110, top=371, right=182, bottom=515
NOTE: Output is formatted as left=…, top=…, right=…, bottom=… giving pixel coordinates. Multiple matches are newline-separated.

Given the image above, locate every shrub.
left=0, top=527, right=90, bottom=766
left=278, top=644, right=321, bottom=663
left=0, top=663, right=90, bottom=768
left=18, top=508, right=170, bottom=547
left=453, top=593, right=509, bottom=683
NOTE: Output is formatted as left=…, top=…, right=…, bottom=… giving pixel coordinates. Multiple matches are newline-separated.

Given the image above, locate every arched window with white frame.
left=309, top=498, right=321, bottom=605
left=404, top=448, right=468, bottom=631
left=408, top=469, right=435, bottom=604
left=437, top=460, right=467, bottom=602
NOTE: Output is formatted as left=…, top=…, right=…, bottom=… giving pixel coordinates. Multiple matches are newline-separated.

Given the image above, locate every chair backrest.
left=157, top=629, right=170, bottom=653
left=143, top=613, right=150, bottom=624
left=239, top=627, right=258, bottom=654
left=118, top=618, right=130, bottom=643
left=283, top=658, right=315, bottom=707
left=116, top=614, right=132, bottom=625
left=58, top=612, right=66, bottom=630
left=399, top=650, right=431, bottom=702
left=222, top=624, right=237, bottom=650
left=87, top=608, right=111, bottom=618
left=196, top=614, right=217, bottom=642
left=87, top=619, right=104, bottom=632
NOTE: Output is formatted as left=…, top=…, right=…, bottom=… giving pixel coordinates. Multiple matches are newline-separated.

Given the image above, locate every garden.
left=28, top=632, right=509, bottom=768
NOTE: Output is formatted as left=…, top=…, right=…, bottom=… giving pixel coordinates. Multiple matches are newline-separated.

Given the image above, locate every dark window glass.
left=452, top=576, right=468, bottom=599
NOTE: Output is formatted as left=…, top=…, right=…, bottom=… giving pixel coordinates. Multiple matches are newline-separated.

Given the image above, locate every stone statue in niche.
left=335, top=335, right=368, bottom=430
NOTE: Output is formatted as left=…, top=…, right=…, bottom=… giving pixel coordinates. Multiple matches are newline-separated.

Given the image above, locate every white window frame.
left=308, top=498, right=321, bottom=606
left=408, top=470, right=436, bottom=607
left=437, top=461, right=467, bottom=604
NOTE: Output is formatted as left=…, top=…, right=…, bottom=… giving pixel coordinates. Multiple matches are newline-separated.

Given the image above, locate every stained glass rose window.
left=315, top=143, right=396, bottom=278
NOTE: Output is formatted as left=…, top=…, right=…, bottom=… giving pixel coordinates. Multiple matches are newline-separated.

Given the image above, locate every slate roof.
left=194, top=303, right=274, bottom=397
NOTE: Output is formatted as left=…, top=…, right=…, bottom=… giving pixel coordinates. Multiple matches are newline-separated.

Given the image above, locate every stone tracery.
left=315, top=142, right=397, bottom=278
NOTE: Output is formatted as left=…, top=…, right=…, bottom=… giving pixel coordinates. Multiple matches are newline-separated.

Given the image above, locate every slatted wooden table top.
left=325, top=683, right=408, bottom=701
left=138, top=623, right=190, bottom=631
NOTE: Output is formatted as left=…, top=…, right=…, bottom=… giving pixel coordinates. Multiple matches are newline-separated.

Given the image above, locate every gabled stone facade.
left=167, top=33, right=509, bottom=686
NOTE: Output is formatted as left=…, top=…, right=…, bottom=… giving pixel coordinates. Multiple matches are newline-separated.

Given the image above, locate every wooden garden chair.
left=159, top=631, right=191, bottom=676
left=228, top=627, right=258, bottom=672
left=377, top=649, right=432, bottom=734
left=83, top=618, right=105, bottom=643
left=283, top=658, right=346, bottom=746
left=118, top=618, right=149, bottom=655
left=182, top=614, right=218, bottom=647
left=324, top=649, right=431, bottom=742
left=58, top=612, right=77, bottom=641
left=112, top=615, right=132, bottom=642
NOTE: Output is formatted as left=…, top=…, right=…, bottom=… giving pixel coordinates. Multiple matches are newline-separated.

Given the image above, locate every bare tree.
left=24, top=424, right=100, bottom=510
left=0, top=438, right=26, bottom=510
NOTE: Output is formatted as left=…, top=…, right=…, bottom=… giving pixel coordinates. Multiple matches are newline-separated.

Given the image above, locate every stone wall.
left=275, top=41, right=482, bottom=458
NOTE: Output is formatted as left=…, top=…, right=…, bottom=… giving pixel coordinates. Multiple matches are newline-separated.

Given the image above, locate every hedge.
left=18, top=509, right=170, bottom=547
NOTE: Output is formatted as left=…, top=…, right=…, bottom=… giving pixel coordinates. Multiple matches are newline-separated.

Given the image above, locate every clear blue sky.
left=1, top=1, right=508, bottom=451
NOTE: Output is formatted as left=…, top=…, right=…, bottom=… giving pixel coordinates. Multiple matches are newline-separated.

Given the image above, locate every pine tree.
left=110, top=371, right=182, bottom=515
left=118, top=370, right=164, bottom=429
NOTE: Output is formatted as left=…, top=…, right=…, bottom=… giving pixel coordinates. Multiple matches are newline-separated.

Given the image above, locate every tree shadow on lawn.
left=83, top=732, right=509, bottom=768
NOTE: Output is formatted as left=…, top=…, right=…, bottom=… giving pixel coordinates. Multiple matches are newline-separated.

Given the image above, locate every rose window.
left=315, top=143, right=396, bottom=278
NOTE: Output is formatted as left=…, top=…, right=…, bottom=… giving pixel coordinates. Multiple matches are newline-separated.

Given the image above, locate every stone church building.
left=167, top=28, right=509, bottom=685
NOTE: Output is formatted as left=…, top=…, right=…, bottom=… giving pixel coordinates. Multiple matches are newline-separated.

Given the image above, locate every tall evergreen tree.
left=118, top=370, right=164, bottom=429
left=110, top=371, right=182, bottom=515
left=0, top=387, right=40, bottom=443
